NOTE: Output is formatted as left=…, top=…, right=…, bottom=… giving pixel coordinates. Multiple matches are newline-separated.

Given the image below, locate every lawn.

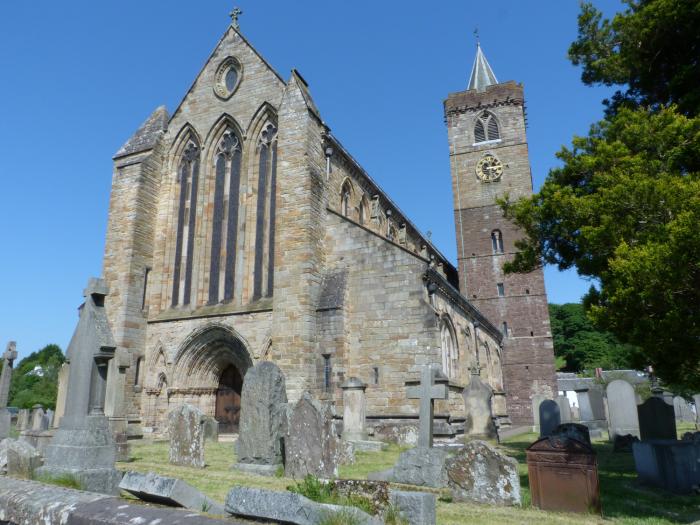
left=117, top=429, right=700, bottom=525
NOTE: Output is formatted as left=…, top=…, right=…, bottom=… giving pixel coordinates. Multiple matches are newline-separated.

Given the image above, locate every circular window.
left=214, top=58, right=242, bottom=99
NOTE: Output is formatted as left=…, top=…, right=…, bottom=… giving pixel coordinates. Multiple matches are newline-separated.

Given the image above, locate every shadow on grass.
left=501, top=434, right=700, bottom=524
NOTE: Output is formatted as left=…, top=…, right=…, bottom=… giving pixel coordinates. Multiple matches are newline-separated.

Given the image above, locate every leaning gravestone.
left=284, top=392, right=340, bottom=479
left=35, top=278, right=122, bottom=495
left=462, top=372, right=496, bottom=439
left=235, top=361, right=288, bottom=475
left=539, top=400, right=561, bottom=437
left=555, top=395, right=572, bottom=424
left=446, top=440, right=521, bottom=506
left=168, top=404, right=205, bottom=468
left=0, top=342, right=18, bottom=439
left=606, top=380, right=640, bottom=440
left=638, top=397, right=676, bottom=441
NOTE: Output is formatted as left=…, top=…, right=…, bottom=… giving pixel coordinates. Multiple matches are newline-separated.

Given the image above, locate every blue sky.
left=0, top=1, right=622, bottom=360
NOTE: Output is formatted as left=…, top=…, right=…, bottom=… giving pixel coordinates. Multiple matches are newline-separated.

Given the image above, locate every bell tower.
left=444, top=44, right=556, bottom=424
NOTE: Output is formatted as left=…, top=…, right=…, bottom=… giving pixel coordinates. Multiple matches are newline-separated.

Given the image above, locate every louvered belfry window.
left=474, top=112, right=500, bottom=143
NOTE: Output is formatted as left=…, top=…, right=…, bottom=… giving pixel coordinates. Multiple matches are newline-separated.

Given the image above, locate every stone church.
left=92, top=16, right=555, bottom=438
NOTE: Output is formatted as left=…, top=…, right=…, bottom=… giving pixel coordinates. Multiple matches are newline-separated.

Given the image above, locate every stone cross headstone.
left=462, top=371, right=495, bottom=439
left=638, top=396, right=676, bottom=441
left=235, top=361, right=288, bottom=475
left=406, top=365, right=449, bottom=448
left=168, top=404, right=205, bottom=468
left=36, top=277, right=121, bottom=495
left=555, top=395, right=572, bottom=424
left=0, top=342, right=18, bottom=439
left=539, top=399, right=561, bottom=437
left=606, top=379, right=640, bottom=440
left=340, top=377, right=368, bottom=442
left=284, top=392, right=340, bottom=479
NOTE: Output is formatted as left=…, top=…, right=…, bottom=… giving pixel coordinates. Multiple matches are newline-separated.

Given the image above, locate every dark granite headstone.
left=539, top=400, right=560, bottom=437
left=638, top=397, right=676, bottom=441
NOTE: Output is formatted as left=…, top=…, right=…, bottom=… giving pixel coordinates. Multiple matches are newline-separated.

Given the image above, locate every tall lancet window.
left=209, top=129, right=242, bottom=304
left=440, top=317, right=458, bottom=379
left=172, top=140, right=201, bottom=307
left=252, top=122, right=278, bottom=299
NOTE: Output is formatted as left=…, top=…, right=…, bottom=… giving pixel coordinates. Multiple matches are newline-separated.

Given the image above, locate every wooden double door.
left=215, top=364, right=243, bottom=433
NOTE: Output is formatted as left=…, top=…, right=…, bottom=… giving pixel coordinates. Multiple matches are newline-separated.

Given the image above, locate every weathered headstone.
left=284, top=392, right=340, bottom=479
left=53, top=363, right=69, bottom=428
left=673, top=396, right=694, bottom=423
left=406, top=365, right=449, bottom=448
left=638, top=397, right=676, bottom=441
left=235, top=361, right=287, bottom=475
left=0, top=342, right=18, bottom=439
left=119, top=471, right=225, bottom=515
left=531, top=394, right=546, bottom=431
left=633, top=440, right=700, bottom=494
left=694, top=394, right=700, bottom=427
left=16, top=409, right=29, bottom=431
left=340, top=377, right=368, bottom=441
left=539, top=400, right=560, bottom=437
left=36, top=278, right=122, bottom=495
left=202, top=416, right=219, bottom=442
left=446, top=440, right=521, bottom=506
left=30, top=405, right=48, bottom=431
left=606, top=380, right=640, bottom=440
left=6, top=439, right=43, bottom=479
left=389, top=490, right=436, bottom=525
left=462, top=372, right=496, bottom=439
left=555, top=395, right=572, bottom=424
left=168, top=404, right=205, bottom=468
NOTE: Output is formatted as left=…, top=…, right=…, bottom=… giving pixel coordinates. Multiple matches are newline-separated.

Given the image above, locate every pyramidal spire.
left=467, top=43, right=498, bottom=92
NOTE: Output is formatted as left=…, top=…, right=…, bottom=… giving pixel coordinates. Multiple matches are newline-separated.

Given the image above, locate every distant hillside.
left=4, top=344, right=65, bottom=410
left=549, top=303, right=642, bottom=373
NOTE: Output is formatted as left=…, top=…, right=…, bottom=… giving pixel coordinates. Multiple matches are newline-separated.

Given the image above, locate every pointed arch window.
left=491, top=229, right=504, bottom=254
left=340, top=182, right=352, bottom=218
left=172, top=140, right=201, bottom=307
left=209, top=129, right=243, bottom=305
left=358, top=196, right=367, bottom=226
left=474, top=112, right=500, bottom=143
left=253, top=122, right=278, bottom=300
left=440, top=316, right=459, bottom=379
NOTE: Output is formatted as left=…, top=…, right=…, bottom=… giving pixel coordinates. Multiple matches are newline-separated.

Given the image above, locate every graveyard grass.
left=118, top=428, right=700, bottom=525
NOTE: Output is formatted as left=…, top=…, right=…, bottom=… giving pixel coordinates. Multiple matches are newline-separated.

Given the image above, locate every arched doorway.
left=216, top=364, right=243, bottom=433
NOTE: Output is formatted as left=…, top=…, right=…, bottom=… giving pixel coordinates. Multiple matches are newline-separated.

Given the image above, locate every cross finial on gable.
left=229, top=7, right=243, bottom=30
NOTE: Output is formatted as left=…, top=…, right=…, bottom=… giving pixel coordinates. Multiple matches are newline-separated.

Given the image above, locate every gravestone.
left=368, top=366, right=450, bottom=487
left=6, top=439, right=43, bottom=480
left=53, top=363, right=69, bottom=428
left=462, top=372, right=496, bottom=439
left=446, top=440, right=521, bottom=506
left=694, top=394, right=700, bottom=427
left=552, top=423, right=591, bottom=445
left=284, top=392, right=340, bottom=479
left=638, top=397, right=676, bottom=441
left=633, top=440, right=700, bottom=494
left=555, top=396, right=572, bottom=424
left=606, top=380, right=640, bottom=440
left=0, top=342, right=18, bottom=439
left=36, top=278, right=122, bottom=495
left=539, top=400, right=560, bottom=437
left=202, top=416, right=219, bottom=442
left=340, top=377, right=368, bottom=441
left=16, top=409, right=29, bottom=431
left=531, top=394, right=546, bottom=431
left=168, top=404, right=205, bottom=468
left=406, top=365, right=449, bottom=448
left=30, top=405, right=48, bottom=431
left=673, top=396, right=694, bottom=423
left=235, top=361, right=288, bottom=475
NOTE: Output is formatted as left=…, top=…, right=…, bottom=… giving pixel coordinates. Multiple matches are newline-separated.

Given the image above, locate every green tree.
left=569, top=0, right=700, bottom=116
left=500, top=0, right=700, bottom=391
left=7, top=344, right=65, bottom=409
left=549, top=303, right=642, bottom=372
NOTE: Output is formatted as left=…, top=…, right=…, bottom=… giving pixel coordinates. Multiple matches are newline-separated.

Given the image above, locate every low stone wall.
left=0, top=478, right=235, bottom=525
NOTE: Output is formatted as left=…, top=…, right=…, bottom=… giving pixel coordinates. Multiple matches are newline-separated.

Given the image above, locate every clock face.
left=475, top=154, right=503, bottom=182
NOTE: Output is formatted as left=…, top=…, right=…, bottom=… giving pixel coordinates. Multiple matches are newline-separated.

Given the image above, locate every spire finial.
left=229, top=6, right=243, bottom=30
left=473, top=26, right=480, bottom=46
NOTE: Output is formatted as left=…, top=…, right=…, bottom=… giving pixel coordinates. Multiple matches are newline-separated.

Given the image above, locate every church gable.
left=167, top=26, right=285, bottom=150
